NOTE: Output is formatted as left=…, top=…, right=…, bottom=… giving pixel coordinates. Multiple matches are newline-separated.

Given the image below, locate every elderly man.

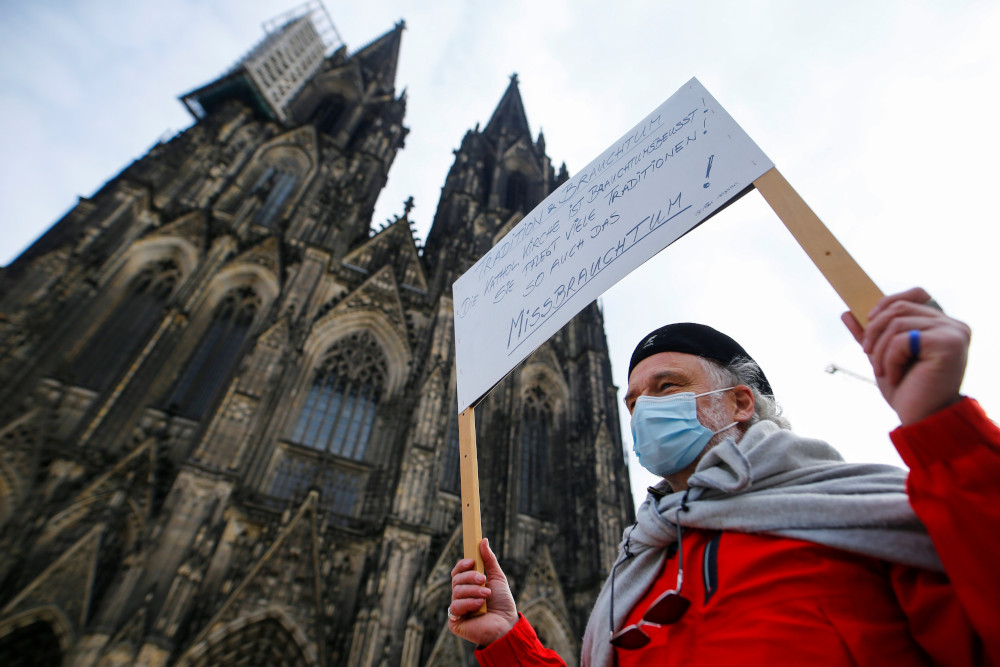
left=448, top=288, right=1000, bottom=666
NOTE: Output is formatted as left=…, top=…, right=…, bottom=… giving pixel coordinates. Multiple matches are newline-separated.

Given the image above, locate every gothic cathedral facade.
left=0, top=12, right=634, bottom=667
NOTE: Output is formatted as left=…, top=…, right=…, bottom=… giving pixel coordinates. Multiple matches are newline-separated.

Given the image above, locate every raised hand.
left=842, top=287, right=970, bottom=425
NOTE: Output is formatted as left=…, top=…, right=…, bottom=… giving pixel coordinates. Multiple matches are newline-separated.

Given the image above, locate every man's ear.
left=732, top=385, right=756, bottom=422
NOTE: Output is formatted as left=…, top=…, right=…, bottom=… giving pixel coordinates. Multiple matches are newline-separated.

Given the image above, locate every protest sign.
left=453, top=78, right=774, bottom=412
left=448, top=77, right=885, bottom=590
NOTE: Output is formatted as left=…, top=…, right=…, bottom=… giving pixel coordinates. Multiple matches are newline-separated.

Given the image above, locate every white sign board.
left=453, top=77, right=773, bottom=411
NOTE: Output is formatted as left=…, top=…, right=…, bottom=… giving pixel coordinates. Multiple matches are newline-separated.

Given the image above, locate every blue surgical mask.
left=631, top=388, right=738, bottom=477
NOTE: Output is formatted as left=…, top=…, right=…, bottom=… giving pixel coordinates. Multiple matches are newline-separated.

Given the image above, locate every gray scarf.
left=580, top=420, right=941, bottom=667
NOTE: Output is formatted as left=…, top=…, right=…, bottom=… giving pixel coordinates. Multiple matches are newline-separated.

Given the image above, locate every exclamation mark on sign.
left=703, top=155, right=714, bottom=188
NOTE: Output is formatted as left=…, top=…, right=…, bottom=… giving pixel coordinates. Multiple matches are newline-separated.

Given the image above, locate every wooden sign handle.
left=753, top=167, right=884, bottom=328
left=458, top=406, right=487, bottom=615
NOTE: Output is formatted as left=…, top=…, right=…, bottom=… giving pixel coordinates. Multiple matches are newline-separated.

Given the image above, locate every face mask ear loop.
left=699, top=387, right=740, bottom=438
left=695, top=386, right=735, bottom=399
left=713, top=421, right=739, bottom=437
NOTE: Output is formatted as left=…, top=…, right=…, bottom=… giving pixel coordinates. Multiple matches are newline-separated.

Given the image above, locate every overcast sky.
left=2, top=0, right=998, bottom=509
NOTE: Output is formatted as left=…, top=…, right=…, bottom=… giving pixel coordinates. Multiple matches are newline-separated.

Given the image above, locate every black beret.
left=628, top=322, right=773, bottom=397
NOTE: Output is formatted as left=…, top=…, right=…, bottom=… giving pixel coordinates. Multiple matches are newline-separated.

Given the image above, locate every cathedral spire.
left=483, top=73, right=532, bottom=144
left=351, top=19, right=405, bottom=94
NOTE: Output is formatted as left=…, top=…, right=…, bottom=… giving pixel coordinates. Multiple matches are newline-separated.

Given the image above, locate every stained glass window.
left=269, top=456, right=363, bottom=517
left=269, top=456, right=311, bottom=502
left=291, top=331, right=386, bottom=460
left=318, top=467, right=362, bottom=516
left=164, top=287, right=259, bottom=419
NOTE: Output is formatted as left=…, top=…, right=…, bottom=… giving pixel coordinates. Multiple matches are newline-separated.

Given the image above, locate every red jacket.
left=475, top=397, right=1000, bottom=666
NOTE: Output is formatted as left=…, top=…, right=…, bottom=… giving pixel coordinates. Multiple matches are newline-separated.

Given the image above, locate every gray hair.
left=701, top=356, right=791, bottom=430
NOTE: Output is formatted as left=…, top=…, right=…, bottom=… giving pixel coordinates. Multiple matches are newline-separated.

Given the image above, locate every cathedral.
left=0, top=7, right=634, bottom=666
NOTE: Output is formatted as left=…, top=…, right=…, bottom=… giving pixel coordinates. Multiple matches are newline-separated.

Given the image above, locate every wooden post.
left=754, top=167, right=884, bottom=327
left=458, top=406, right=487, bottom=614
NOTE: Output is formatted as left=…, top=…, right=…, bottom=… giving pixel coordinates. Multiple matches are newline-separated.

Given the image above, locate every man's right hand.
left=448, top=538, right=519, bottom=646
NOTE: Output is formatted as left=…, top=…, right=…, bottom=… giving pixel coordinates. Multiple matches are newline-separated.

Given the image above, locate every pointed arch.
left=517, top=545, right=577, bottom=664
left=235, top=127, right=318, bottom=229
left=519, top=351, right=570, bottom=421
left=147, top=210, right=207, bottom=250
left=305, top=307, right=410, bottom=398
left=101, top=234, right=200, bottom=292
left=214, top=248, right=282, bottom=306
left=0, top=605, right=75, bottom=666
left=159, top=259, right=278, bottom=420
left=177, top=608, right=317, bottom=667
left=519, top=598, right=577, bottom=665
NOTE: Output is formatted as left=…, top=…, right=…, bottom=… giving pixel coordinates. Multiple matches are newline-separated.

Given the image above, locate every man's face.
left=626, top=351, right=755, bottom=486
left=624, top=351, right=720, bottom=415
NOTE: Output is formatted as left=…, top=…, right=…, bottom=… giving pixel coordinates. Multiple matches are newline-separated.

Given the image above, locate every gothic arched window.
left=63, top=259, right=179, bottom=391
left=164, top=287, right=259, bottom=420
left=520, top=386, right=552, bottom=517
left=0, top=620, right=64, bottom=666
left=291, top=331, right=387, bottom=460
left=183, top=617, right=307, bottom=667
left=504, top=171, right=529, bottom=213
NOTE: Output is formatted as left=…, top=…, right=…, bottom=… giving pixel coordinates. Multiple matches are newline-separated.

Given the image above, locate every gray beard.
left=696, top=392, right=742, bottom=459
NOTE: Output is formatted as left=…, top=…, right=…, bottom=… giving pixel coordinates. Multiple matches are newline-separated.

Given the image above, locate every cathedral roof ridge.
left=348, top=19, right=405, bottom=58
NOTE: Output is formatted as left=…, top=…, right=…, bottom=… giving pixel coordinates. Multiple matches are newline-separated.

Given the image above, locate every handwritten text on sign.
left=453, top=78, right=773, bottom=411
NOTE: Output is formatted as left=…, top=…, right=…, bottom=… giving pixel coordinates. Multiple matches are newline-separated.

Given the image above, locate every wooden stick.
left=458, top=406, right=487, bottom=614
left=754, top=167, right=884, bottom=327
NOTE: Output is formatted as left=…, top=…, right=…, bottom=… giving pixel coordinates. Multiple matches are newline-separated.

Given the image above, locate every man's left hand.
left=842, top=287, right=970, bottom=426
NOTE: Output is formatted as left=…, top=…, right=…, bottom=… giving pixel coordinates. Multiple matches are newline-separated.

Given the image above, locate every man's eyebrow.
left=624, top=369, right=688, bottom=405
left=649, top=369, right=687, bottom=383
